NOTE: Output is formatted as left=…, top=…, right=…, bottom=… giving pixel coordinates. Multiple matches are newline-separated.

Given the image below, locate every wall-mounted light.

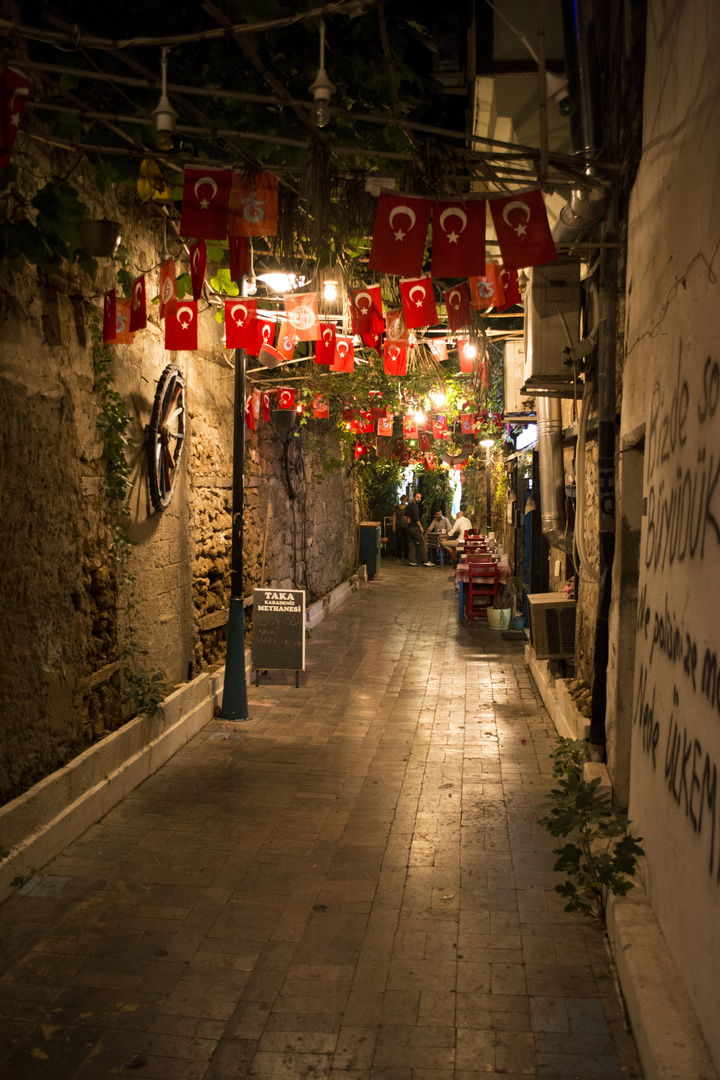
left=152, top=47, right=178, bottom=152
left=259, top=272, right=306, bottom=293
left=309, top=21, right=335, bottom=128
left=323, top=280, right=338, bottom=302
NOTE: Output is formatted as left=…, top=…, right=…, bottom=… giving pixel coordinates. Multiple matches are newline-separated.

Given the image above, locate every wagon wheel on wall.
left=284, top=435, right=305, bottom=500
left=147, top=364, right=186, bottom=511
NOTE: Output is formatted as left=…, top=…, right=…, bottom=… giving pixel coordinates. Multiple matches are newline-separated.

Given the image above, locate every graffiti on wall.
left=635, top=347, right=720, bottom=882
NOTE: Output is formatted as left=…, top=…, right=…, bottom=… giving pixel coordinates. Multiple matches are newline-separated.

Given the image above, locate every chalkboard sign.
left=252, top=588, right=305, bottom=682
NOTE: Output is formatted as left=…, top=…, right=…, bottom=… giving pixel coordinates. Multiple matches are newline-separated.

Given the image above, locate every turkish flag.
left=283, top=292, right=319, bottom=341
left=359, top=412, right=374, bottom=434
left=399, top=277, right=438, bottom=329
left=276, top=320, right=297, bottom=361
left=165, top=301, right=198, bottom=350
left=384, top=341, right=407, bottom=376
left=229, top=171, right=278, bottom=237
left=330, top=336, right=354, bottom=372
left=428, top=338, right=448, bottom=364
left=252, top=319, right=275, bottom=357
left=432, top=415, right=449, bottom=439
left=315, top=322, right=336, bottom=365
left=385, top=308, right=410, bottom=347
left=460, top=414, right=475, bottom=435
left=403, top=416, right=418, bottom=439
left=228, top=235, right=250, bottom=281
left=368, top=192, right=432, bottom=277
left=431, top=198, right=486, bottom=278
left=262, top=391, right=273, bottom=422
left=377, top=416, right=393, bottom=436
left=129, top=276, right=146, bottom=332
left=278, top=387, right=295, bottom=410
left=392, top=437, right=408, bottom=462
left=469, top=262, right=505, bottom=310
left=313, top=395, right=330, bottom=418
left=459, top=341, right=477, bottom=373
left=224, top=297, right=257, bottom=349
left=188, top=238, right=206, bottom=301
left=418, top=431, right=432, bottom=452
left=489, top=189, right=557, bottom=270
left=180, top=167, right=231, bottom=240
left=0, top=67, right=29, bottom=167
left=362, top=332, right=382, bottom=350
left=252, top=388, right=261, bottom=423
left=350, top=285, right=384, bottom=336
left=159, top=259, right=177, bottom=320
left=444, top=281, right=472, bottom=331
left=497, top=266, right=521, bottom=312
left=102, top=289, right=116, bottom=344
left=245, top=397, right=256, bottom=432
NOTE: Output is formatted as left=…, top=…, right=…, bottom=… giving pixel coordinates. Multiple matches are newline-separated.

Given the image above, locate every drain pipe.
left=537, top=396, right=572, bottom=553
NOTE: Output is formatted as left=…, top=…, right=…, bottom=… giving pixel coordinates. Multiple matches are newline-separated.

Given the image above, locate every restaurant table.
left=454, top=559, right=510, bottom=620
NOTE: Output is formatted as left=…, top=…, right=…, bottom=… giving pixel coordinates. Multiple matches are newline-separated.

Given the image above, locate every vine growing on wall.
left=90, top=312, right=166, bottom=718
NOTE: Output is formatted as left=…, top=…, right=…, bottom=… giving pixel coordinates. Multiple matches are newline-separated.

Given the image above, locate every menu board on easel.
left=251, top=588, right=305, bottom=684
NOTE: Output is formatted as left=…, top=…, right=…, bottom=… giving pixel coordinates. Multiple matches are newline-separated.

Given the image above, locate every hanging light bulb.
left=152, top=47, right=177, bottom=152
left=309, top=21, right=335, bottom=128
left=323, top=280, right=338, bottom=302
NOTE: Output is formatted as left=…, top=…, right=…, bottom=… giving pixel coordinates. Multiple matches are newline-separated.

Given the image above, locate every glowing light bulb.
left=323, top=280, right=338, bottom=302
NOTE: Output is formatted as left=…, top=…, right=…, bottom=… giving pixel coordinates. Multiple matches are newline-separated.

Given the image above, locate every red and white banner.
left=224, top=297, right=257, bottom=350
left=377, top=416, right=393, bottom=436
left=385, top=308, right=410, bottom=348
left=112, top=298, right=134, bottom=345
left=251, top=318, right=275, bottom=357
left=399, top=276, right=438, bottom=329
left=330, top=336, right=354, bottom=372
left=315, top=322, right=336, bottom=365
left=469, top=261, right=505, bottom=310
left=431, top=198, right=486, bottom=278
left=403, top=415, right=419, bottom=439
left=129, top=276, right=147, bottom=332
left=102, top=289, right=116, bottom=344
left=283, top=292, right=319, bottom=341
left=252, top=388, right=261, bottom=423
left=276, top=320, right=297, bottom=361
left=159, top=259, right=177, bottom=320
left=350, top=285, right=384, bottom=336
left=489, top=189, right=557, bottom=270
left=188, top=238, right=206, bottom=301
left=245, top=396, right=256, bottom=432
left=228, top=235, right=250, bottom=281
left=383, top=341, right=407, bottom=376
left=313, top=395, right=330, bottom=418
left=278, top=387, right=296, bottom=410
left=418, top=431, right=432, bottom=453
left=362, top=332, right=382, bottom=350
left=262, top=390, right=273, bottom=423
left=497, top=266, right=521, bottom=311
left=165, top=301, right=198, bottom=350
left=428, top=338, right=448, bottom=364
left=180, top=167, right=231, bottom=240
left=368, top=192, right=432, bottom=277
left=444, top=281, right=472, bottom=331
left=432, top=414, right=449, bottom=439
left=229, top=171, right=278, bottom=237
left=0, top=67, right=29, bottom=168
left=460, top=413, right=475, bottom=434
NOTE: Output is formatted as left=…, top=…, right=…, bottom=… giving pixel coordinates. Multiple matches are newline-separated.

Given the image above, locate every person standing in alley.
left=407, top=491, right=434, bottom=566
left=394, top=494, right=410, bottom=562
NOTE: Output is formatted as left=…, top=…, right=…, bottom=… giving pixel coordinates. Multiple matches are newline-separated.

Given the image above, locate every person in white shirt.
left=442, top=509, right=473, bottom=561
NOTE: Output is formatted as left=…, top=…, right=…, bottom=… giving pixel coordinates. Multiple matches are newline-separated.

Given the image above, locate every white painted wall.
left=622, top=0, right=720, bottom=1067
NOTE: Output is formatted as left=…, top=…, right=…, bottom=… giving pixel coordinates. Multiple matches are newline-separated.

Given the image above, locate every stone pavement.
left=0, top=564, right=643, bottom=1079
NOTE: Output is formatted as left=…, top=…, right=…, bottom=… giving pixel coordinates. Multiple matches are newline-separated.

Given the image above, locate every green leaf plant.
left=538, top=738, right=644, bottom=922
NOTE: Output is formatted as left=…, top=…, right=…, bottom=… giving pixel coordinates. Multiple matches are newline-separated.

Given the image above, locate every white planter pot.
left=487, top=607, right=511, bottom=630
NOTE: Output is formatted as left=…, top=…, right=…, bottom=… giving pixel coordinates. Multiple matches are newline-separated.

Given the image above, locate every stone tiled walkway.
left=0, top=564, right=642, bottom=1079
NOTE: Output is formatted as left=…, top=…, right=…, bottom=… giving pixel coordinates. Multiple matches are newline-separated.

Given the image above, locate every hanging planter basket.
left=78, top=219, right=122, bottom=258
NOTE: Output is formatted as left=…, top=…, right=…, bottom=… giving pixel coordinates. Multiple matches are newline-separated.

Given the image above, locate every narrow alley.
left=0, top=565, right=642, bottom=1079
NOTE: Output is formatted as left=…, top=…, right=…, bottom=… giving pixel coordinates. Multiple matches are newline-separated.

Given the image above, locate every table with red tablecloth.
left=454, top=560, right=510, bottom=620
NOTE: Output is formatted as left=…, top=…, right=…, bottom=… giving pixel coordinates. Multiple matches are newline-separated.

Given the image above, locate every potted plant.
left=487, top=584, right=511, bottom=630
left=508, top=575, right=530, bottom=630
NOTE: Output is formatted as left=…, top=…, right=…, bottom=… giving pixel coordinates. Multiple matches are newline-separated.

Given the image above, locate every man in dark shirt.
left=406, top=492, right=433, bottom=566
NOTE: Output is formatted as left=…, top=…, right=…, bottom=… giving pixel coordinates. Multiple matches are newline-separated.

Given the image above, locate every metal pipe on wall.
left=537, top=396, right=573, bottom=553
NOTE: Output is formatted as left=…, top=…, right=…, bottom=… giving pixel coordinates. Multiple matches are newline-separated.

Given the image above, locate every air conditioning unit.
left=504, top=339, right=529, bottom=414
left=524, top=262, right=581, bottom=393
left=527, top=593, right=576, bottom=660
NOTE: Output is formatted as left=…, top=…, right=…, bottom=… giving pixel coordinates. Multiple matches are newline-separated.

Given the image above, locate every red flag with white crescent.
left=359, top=412, right=374, bottom=434
left=330, top=336, right=354, bottom=372
left=399, top=276, right=438, bottom=330
left=278, top=387, right=296, bottom=410
left=350, top=284, right=384, bottom=336
left=431, top=198, right=486, bottom=278
left=276, top=320, right=297, bottom=361
left=403, top=416, right=418, bottom=439
left=428, top=338, right=448, bottom=364
left=252, top=388, right=261, bottom=422
left=102, top=289, right=116, bottom=344
left=245, top=396, right=256, bottom=432
left=315, top=322, right=336, bottom=365
left=469, top=262, right=505, bottom=311
left=377, top=416, right=393, bottom=436
left=497, top=266, right=521, bottom=312
left=229, top=171, right=278, bottom=238
left=362, top=332, right=382, bottom=350
left=432, top=415, right=449, bottom=439
left=313, top=395, right=330, bottom=419
left=159, top=259, right=177, bottom=320
left=489, top=189, right=557, bottom=270
left=443, top=281, right=472, bottom=331
left=165, top=301, right=198, bottom=350
left=385, top=308, right=410, bottom=347
left=368, top=192, right=432, bottom=277
left=283, top=292, right=319, bottom=341
left=189, top=238, right=206, bottom=301
left=0, top=67, right=29, bottom=168
left=129, top=276, right=147, bottom=332
left=262, top=391, right=273, bottom=423
left=180, top=166, right=231, bottom=241
left=383, top=341, right=407, bottom=376
left=224, top=297, right=257, bottom=350
left=251, top=318, right=275, bottom=357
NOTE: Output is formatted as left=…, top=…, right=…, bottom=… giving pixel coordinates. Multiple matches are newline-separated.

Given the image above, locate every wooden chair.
left=465, top=558, right=498, bottom=620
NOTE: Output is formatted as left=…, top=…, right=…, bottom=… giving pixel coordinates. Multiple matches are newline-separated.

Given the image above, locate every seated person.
left=442, top=507, right=474, bottom=562
left=425, top=509, right=452, bottom=562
